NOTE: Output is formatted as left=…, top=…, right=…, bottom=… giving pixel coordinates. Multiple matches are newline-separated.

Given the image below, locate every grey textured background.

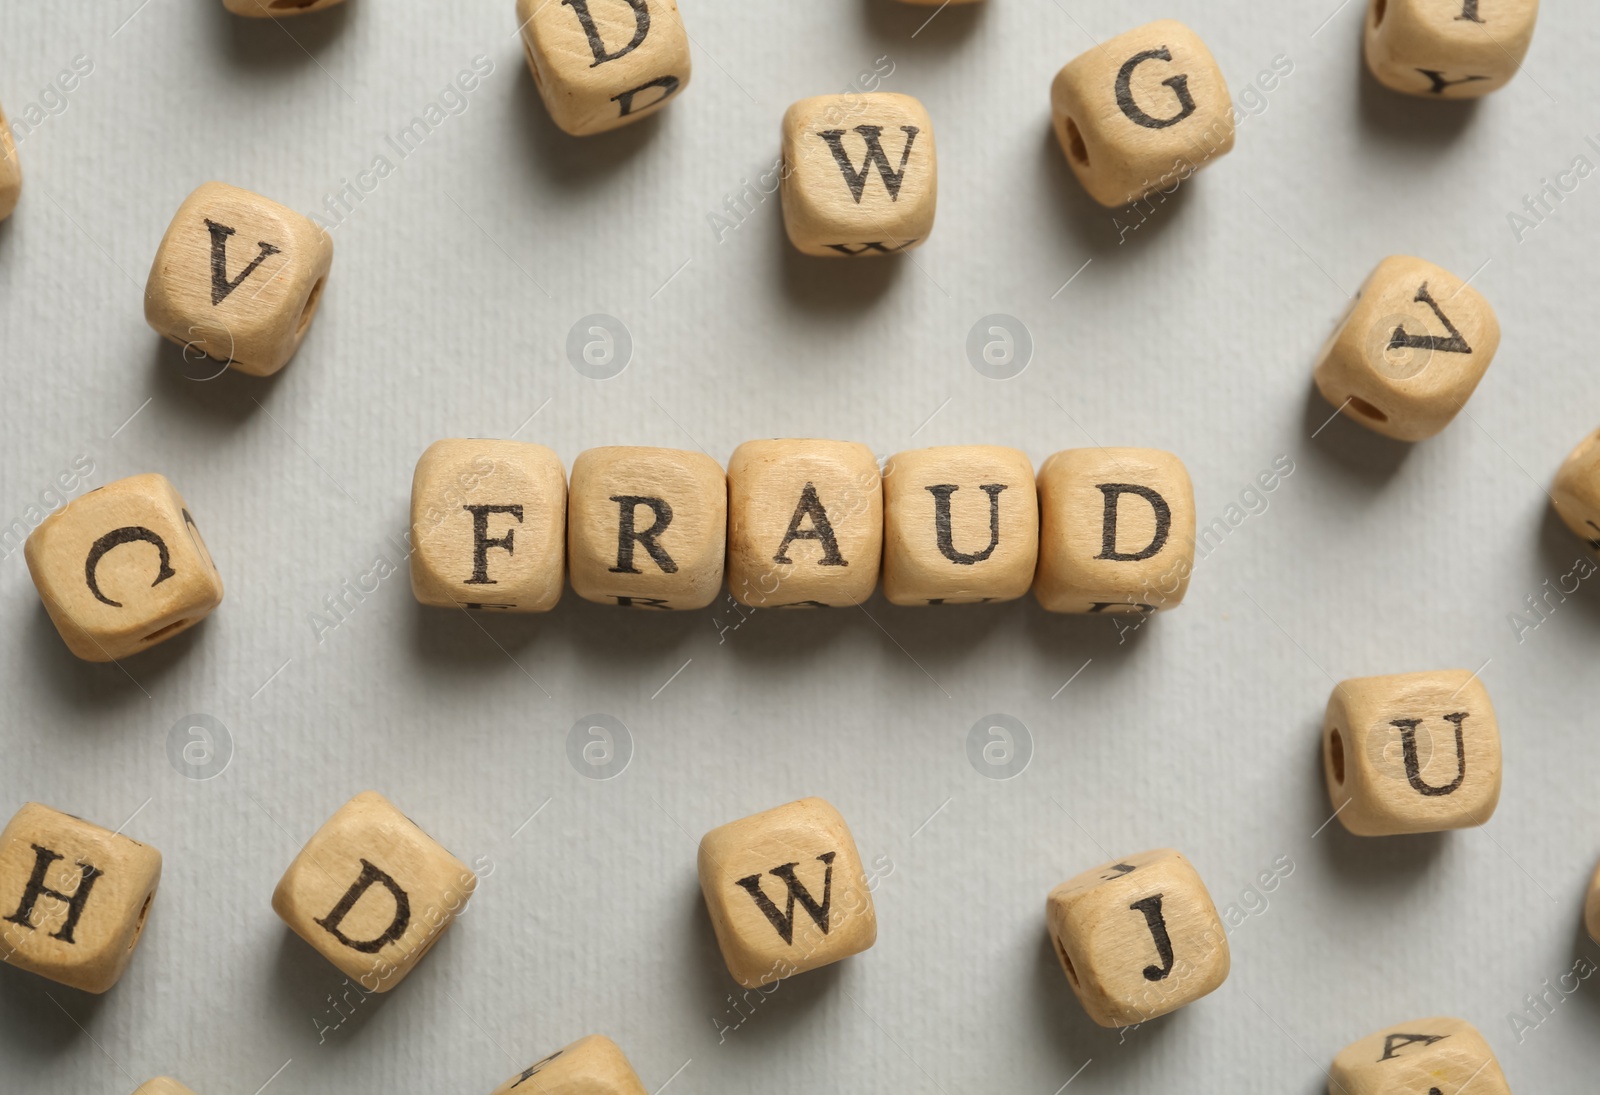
left=1, top=1, right=1597, bottom=1092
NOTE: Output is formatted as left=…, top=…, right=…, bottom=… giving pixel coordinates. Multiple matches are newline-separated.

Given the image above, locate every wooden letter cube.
left=490, top=1035, right=648, bottom=1095
left=0, top=803, right=162, bottom=993
left=1051, top=21, right=1235, bottom=208
left=1035, top=447, right=1196, bottom=615
left=516, top=0, right=691, bottom=136
left=133, top=1081, right=200, bottom=1095
left=699, top=797, right=876, bottom=987
left=0, top=100, right=20, bottom=221
left=1586, top=858, right=1600, bottom=945
left=1365, top=0, right=1539, bottom=99
left=726, top=439, right=882, bottom=608
left=882, top=445, right=1037, bottom=605
left=1046, top=848, right=1228, bottom=1027
left=568, top=446, right=725, bottom=610
left=1322, top=670, right=1502, bottom=836
left=1551, top=427, right=1600, bottom=549
left=223, top=0, right=347, bottom=16
left=271, top=791, right=476, bottom=992
left=1329, top=1016, right=1511, bottom=1095
left=25, top=473, right=224, bottom=662
left=410, top=439, right=567, bottom=613
left=144, top=181, right=333, bottom=377
left=1313, top=255, right=1499, bottom=441
left=781, top=93, right=937, bottom=257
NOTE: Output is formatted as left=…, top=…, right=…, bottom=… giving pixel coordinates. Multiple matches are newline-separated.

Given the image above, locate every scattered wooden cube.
left=1322, top=670, right=1502, bottom=836
left=1035, top=447, right=1195, bottom=614
left=881, top=445, right=1037, bottom=605
left=0, top=802, right=162, bottom=993
left=144, top=181, right=333, bottom=377
left=781, top=93, right=937, bottom=257
left=410, top=439, right=567, bottom=613
left=133, top=1081, right=200, bottom=1095
left=0, top=100, right=19, bottom=221
left=516, top=0, right=691, bottom=135
left=726, top=439, right=882, bottom=608
left=271, top=791, right=477, bottom=992
left=490, top=1035, right=648, bottom=1095
left=699, top=797, right=876, bottom=987
left=1329, top=1016, right=1511, bottom=1094
left=1313, top=255, right=1499, bottom=441
left=223, top=0, right=347, bottom=15
left=568, top=446, right=726, bottom=610
left=1552, top=427, right=1600, bottom=549
left=1051, top=20, right=1235, bottom=208
left=24, top=473, right=224, bottom=662
left=1365, top=0, right=1539, bottom=99
left=1587, top=858, right=1600, bottom=945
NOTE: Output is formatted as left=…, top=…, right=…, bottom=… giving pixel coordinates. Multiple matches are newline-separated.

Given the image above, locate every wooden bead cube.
left=1329, top=1016, right=1510, bottom=1095
left=568, top=446, right=725, bottom=610
left=1313, top=255, right=1499, bottom=442
left=1551, top=427, right=1600, bottom=549
left=516, top=0, right=691, bottom=136
left=1046, top=848, right=1229, bottom=1027
left=24, top=473, right=224, bottom=662
left=780, top=93, right=937, bottom=257
left=881, top=445, right=1037, bottom=605
left=1586, top=859, right=1600, bottom=945
left=271, top=791, right=476, bottom=993
left=1051, top=20, right=1235, bottom=208
left=726, top=439, right=882, bottom=608
left=1322, top=670, right=1502, bottom=836
left=144, top=181, right=333, bottom=377
left=1035, top=447, right=1196, bottom=615
left=1365, top=0, right=1539, bottom=99
left=490, top=1035, right=647, bottom=1095
left=133, top=1081, right=199, bottom=1095
left=0, top=802, right=162, bottom=993
left=410, top=439, right=567, bottom=613
left=698, top=797, right=876, bottom=988
left=0, top=100, right=20, bottom=221
left=223, top=0, right=347, bottom=16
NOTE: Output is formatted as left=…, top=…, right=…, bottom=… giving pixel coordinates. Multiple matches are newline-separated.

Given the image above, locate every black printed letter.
left=927, top=484, right=1007, bottom=564
left=1379, top=1031, right=1448, bottom=1061
left=314, top=859, right=411, bottom=953
left=734, top=852, right=836, bottom=945
left=1129, top=893, right=1175, bottom=981
left=1095, top=483, right=1172, bottom=561
left=609, top=496, right=676, bottom=574
left=816, top=126, right=920, bottom=203
left=3, top=844, right=103, bottom=944
left=562, top=0, right=649, bottom=66
left=1394, top=713, right=1468, bottom=797
left=1115, top=48, right=1197, bottom=130
left=773, top=484, right=847, bottom=566
left=462, top=504, right=523, bottom=585
left=85, top=526, right=175, bottom=608
left=205, top=219, right=281, bottom=306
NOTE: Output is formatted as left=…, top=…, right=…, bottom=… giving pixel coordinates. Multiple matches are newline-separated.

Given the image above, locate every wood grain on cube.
left=490, top=1034, right=648, bottom=1095
left=0, top=100, right=19, bottom=221
left=410, top=439, right=567, bottom=613
left=271, top=792, right=476, bottom=992
left=1046, top=848, right=1228, bottom=1027
left=1323, top=670, right=1501, bottom=836
left=1051, top=20, right=1235, bottom=208
left=781, top=93, right=936, bottom=257
left=699, top=797, right=876, bottom=988
left=0, top=803, right=162, bottom=993
left=1329, top=1016, right=1511, bottom=1095
left=726, top=439, right=882, bottom=608
left=1586, top=859, right=1600, bottom=945
left=568, top=446, right=725, bottom=610
left=144, top=182, right=333, bottom=377
left=882, top=445, right=1037, bottom=605
left=1314, top=255, right=1498, bottom=441
left=1366, top=0, right=1539, bottom=99
left=223, top=0, right=347, bottom=16
left=133, top=1081, right=200, bottom=1095
left=1035, top=447, right=1195, bottom=615
left=1552, top=428, right=1600, bottom=549
left=517, top=0, right=691, bottom=136
left=24, top=473, right=224, bottom=662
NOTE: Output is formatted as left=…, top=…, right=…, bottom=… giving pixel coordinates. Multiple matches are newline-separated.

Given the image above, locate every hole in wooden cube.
left=1330, top=1017, right=1511, bottom=1095
left=1365, top=0, right=1539, bottom=99
left=490, top=1034, right=648, bottom=1095
left=882, top=445, right=1037, bottom=605
left=410, top=439, right=568, bottom=613
left=1050, top=20, right=1235, bottom=208
left=0, top=803, right=163, bottom=993
left=1322, top=670, right=1501, bottom=836
left=568, top=446, right=725, bottom=610
left=726, top=439, right=882, bottom=608
left=1046, top=848, right=1229, bottom=1027
left=24, top=473, right=224, bottom=662
left=1551, top=428, right=1600, bottom=549
left=271, top=791, right=477, bottom=993
left=144, top=181, right=333, bottom=377
left=1035, top=447, right=1195, bottom=615
left=780, top=92, right=937, bottom=257
left=133, top=1080, right=200, bottom=1095
left=699, top=797, right=876, bottom=988
left=0, top=100, right=20, bottom=222
left=516, top=0, right=691, bottom=136
left=1313, top=255, right=1499, bottom=441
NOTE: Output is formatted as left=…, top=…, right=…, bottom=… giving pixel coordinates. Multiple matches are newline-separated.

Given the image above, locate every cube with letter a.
left=1328, top=1016, right=1511, bottom=1095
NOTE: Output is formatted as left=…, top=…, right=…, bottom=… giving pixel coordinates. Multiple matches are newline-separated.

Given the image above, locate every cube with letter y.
left=1365, top=0, right=1540, bottom=99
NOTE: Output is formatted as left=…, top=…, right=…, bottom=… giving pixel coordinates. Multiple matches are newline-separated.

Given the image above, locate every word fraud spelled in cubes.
left=1365, top=0, right=1540, bottom=99
left=1046, top=848, right=1229, bottom=1027
left=25, top=473, right=224, bottom=661
left=489, top=1034, right=648, bottom=1095
left=272, top=792, right=477, bottom=992
left=699, top=797, right=876, bottom=987
left=0, top=802, right=162, bottom=993
left=1328, top=1016, right=1512, bottom=1095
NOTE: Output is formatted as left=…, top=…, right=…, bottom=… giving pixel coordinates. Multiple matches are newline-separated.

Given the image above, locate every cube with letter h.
left=1328, top=1016, right=1511, bottom=1095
